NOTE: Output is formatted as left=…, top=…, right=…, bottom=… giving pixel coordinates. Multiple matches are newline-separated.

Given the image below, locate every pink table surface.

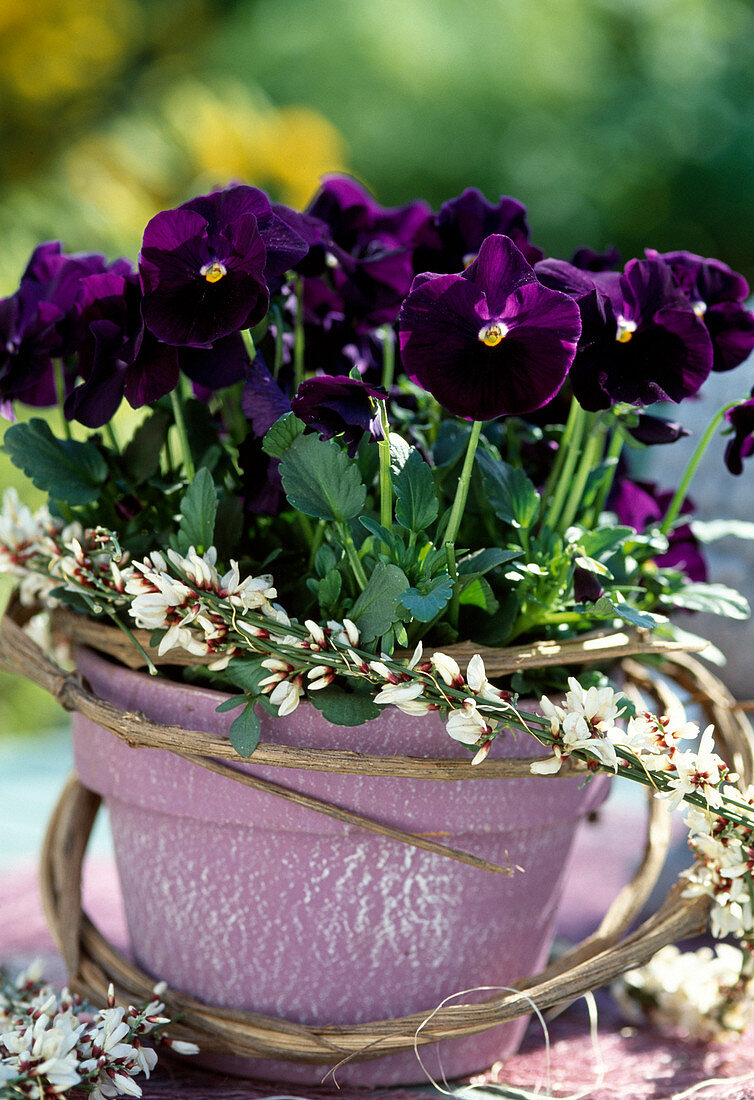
left=2, top=801, right=754, bottom=1099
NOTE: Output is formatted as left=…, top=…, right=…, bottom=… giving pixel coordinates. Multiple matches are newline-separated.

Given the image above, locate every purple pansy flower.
left=238, top=356, right=293, bottom=515
left=303, top=176, right=430, bottom=330
left=291, top=376, right=387, bottom=456
left=628, top=413, right=690, bottom=446
left=724, top=394, right=754, bottom=475
left=0, top=243, right=130, bottom=413
left=646, top=249, right=754, bottom=373
left=573, top=562, right=605, bottom=603
left=550, top=258, right=713, bottom=411
left=139, top=186, right=308, bottom=348
left=412, top=189, right=542, bottom=274
left=398, top=235, right=581, bottom=421
left=570, top=246, right=621, bottom=273
left=610, top=477, right=707, bottom=582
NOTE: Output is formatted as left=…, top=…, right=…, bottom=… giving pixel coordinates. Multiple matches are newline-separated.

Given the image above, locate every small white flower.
left=431, top=652, right=463, bottom=687
left=269, top=678, right=303, bottom=716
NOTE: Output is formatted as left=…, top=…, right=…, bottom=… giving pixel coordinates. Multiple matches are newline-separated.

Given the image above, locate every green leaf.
left=458, top=575, right=499, bottom=614
left=262, top=413, right=306, bottom=458
left=224, top=657, right=269, bottom=693
left=398, top=572, right=454, bottom=622
left=477, top=450, right=540, bottom=529
left=318, top=569, right=342, bottom=615
left=4, top=419, right=107, bottom=505
left=176, top=467, right=217, bottom=554
left=579, top=526, right=636, bottom=558
left=314, top=543, right=338, bottom=577
left=349, top=561, right=409, bottom=643
left=691, top=519, right=754, bottom=543
left=432, top=420, right=471, bottom=468
left=122, top=409, right=171, bottom=484
left=393, top=447, right=438, bottom=532
left=307, top=686, right=381, bottom=725
left=229, top=703, right=262, bottom=757
left=592, top=596, right=666, bottom=630
left=183, top=399, right=224, bottom=469
left=279, top=434, right=366, bottom=521
left=457, top=547, right=522, bottom=575
left=215, top=695, right=248, bottom=713
left=667, top=583, right=750, bottom=620
left=213, top=495, right=244, bottom=561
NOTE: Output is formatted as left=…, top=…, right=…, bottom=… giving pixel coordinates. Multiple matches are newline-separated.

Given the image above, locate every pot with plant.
left=2, top=178, right=754, bottom=1087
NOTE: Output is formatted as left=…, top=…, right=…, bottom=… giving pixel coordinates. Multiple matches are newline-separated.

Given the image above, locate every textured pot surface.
left=72, top=644, right=610, bottom=1086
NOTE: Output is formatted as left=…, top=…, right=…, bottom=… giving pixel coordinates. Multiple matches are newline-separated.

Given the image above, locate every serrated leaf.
left=432, top=421, right=471, bottom=468
left=398, top=572, right=454, bottom=622
left=691, top=519, right=754, bottom=543
left=314, top=544, right=338, bottom=577
left=458, top=575, right=499, bottom=613
left=592, top=596, right=666, bottom=630
left=393, top=447, right=438, bottom=532
left=477, top=450, right=540, bottom=530
left=262, top=413, right=306, bottom=458
left=279, top=433, right=366, bottom=521
left=308, top=686, right=381, bottom=725
left=388, top=433, right=411, bottom=472
left=176, top=467, right=217, bottom=554
left=123, top=409, right=171, bottom=484
left=668, top=583, right=750, bottom=620
left=4, top=418, right=107, bottom=505
left=457, top=547, right=522, bottom=575
left=579, top=526, right=636, bottom=558
left=318, top=569, right=342, bottom=614
left=349, top=561, right=409, bottom=643
left=229, top=703, right=262, bottom=757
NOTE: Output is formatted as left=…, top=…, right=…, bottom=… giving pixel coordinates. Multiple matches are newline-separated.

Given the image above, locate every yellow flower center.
left=616, top=317, right=637, bottom=343
left=200, top=261, right=228, bottom=284
left=478, top=321, right=508, bottom=347
left=693, top=299, right=707, bottom=318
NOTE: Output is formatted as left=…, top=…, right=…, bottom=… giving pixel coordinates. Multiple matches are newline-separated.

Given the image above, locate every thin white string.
left=670, top=1069, right=754, bottom=1100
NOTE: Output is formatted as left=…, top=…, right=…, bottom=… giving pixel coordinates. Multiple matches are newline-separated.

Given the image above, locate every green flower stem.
left=271, top=305, right=285, bottom=379
left=53, top=360, right=72, bottom=440
left=104, top=422, right=120, bottom=454
left=338, top=521, right=368, bottom=590
left=379, top=325, right=395, bottom=392
left=169, top=388, right=195, bottom=481
left=241, top=329, right=256, bottom=362
left=541, top=400, right=588, bottom=531
left=558, top=421, right=605, bottom=532
left=444, top=419, right=483, bottom=549
left=377, top=400, right=393, bottom=533
left=446, top=542, right=460, bottom=629
left=293, top=274, right=305, bottom=393
left=585, top=420, right=624, bottom=525
left=660, top=403, right=738, bottom=536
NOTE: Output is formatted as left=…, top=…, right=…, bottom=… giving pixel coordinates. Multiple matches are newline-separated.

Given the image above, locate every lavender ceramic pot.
left=72, top=645, right=610, bottom=1087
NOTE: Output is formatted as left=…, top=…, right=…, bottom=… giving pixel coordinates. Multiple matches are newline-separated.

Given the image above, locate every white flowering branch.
left=3, top=494, right=754, bottom=1035
left=0, top=961, right=197, bottom=1100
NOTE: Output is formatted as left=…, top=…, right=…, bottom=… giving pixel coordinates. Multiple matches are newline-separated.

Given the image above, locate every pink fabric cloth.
left=2, top=822, right=754, bottom=1097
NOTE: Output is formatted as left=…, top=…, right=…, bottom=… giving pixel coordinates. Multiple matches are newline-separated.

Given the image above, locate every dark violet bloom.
left=646, top=249, right=754, bottom=373
left=139, top=186, right=308, bottom=348
left=628, top=414, right=690, bottom=446
left=570, top=246, right=621, bottom=273
left=291, top=375, right=387, bottom=456
left=178, top=333, right=249, bottom=391
left=573, top=562, right=605, bottom=603
left=308, top=175, right=432, bottom=252
left=724, top=394, right=754, bottom=475
left=398, top=235, right=581, bottom=421
left=64, top=272, right=180, bottom=427
left=411, top=188, right=542, bottom=274
left=304, top=176, right=430, bottom=330
left=610, top=478, right=707, bottom=582
left=238, top=356, right=292, bottom=516
left=563, top=259, right=713, bottom=411
left=0, top=242, right=130, bottom=413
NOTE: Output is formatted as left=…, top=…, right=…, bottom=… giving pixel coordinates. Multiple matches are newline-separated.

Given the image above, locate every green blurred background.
left=2, top=0, right=754, bottom=734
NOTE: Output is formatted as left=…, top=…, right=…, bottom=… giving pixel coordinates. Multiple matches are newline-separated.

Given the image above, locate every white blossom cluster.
left=124, top=547, right=283, bottom=670
left=682, top=785, right=754, bottom=940
left=0, top=963, right=197, bottom=1099
left=613, top=943, right=754, bottom=1041
left=529, top=678, right=626, bottom=774
left=0, top=490, right=82, bottom=607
